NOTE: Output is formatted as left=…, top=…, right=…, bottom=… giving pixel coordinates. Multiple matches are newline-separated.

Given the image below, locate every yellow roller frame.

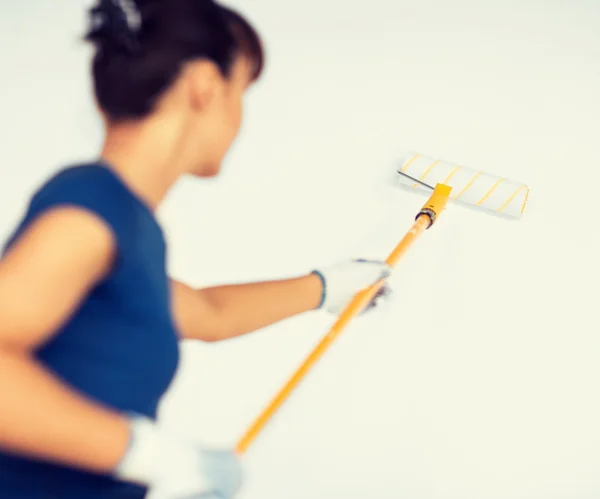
left=235, top=184, right=452, bottom=455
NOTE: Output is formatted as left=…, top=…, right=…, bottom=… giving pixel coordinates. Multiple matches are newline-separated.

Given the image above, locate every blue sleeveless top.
left=0, top=163, right=181, bottom=498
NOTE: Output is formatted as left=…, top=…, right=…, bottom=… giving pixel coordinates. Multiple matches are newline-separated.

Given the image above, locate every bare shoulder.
left=0, top=206, right=117, bottom=351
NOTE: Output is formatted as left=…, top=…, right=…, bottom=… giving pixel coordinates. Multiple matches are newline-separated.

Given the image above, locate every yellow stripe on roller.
left=476, top=178, right=504, bottom=206
left=520, top=187, right=530, bottom=214
left=454, top=172, right=482, bottom=200
left=401, top=154, right=420, bottom=173
left=497, top=185, right=527, bottom=213
left=442, top=165, right=462, bottom=184
left=413, top=160, right=440, bottom=188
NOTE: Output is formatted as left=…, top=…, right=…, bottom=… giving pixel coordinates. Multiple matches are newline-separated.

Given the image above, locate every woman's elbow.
left=177, top=320, right=233, bottom=343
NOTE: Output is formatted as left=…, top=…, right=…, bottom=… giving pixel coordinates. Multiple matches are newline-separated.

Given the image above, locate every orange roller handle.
left=235, top=184, right=452, bottom=455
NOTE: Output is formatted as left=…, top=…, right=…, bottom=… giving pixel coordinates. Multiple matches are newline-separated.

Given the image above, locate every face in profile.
left=190, top=55, right=254, bottom=178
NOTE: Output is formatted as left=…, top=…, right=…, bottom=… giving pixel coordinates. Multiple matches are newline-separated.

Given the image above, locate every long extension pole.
left=235, top=184, right=452, bottom=455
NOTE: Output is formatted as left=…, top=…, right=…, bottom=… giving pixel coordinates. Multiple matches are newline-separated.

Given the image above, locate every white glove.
left=311, top=259, right=393, bottom=315
left=115, top=414, right=242, bottom=499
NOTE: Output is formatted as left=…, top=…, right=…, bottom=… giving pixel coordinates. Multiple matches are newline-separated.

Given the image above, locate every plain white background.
left=1, top=1, right=599, bottom=498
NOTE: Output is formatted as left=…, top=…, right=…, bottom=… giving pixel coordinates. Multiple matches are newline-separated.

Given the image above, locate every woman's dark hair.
left=84, top=0, right=265, bottom=121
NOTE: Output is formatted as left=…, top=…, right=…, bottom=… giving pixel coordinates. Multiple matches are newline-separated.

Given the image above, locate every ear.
left=186, top=60, right=223, bottom=111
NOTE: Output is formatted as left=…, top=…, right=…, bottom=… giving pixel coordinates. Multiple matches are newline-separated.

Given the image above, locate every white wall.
left=1, top=1, right=599, bottom=498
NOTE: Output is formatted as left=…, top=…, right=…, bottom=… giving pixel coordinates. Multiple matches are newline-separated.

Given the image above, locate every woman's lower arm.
left=0, top=346, right=130, bottom=474
left=199, top=273, right=323, bottom=341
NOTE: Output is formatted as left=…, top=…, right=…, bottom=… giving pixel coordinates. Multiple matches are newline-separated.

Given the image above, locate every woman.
left=0, top=1, right=392, bottom=498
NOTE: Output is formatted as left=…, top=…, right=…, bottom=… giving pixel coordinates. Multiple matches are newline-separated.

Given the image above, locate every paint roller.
left=395, top=152, right=530, bottom=218
left=235, top=153, right=529, bottom=455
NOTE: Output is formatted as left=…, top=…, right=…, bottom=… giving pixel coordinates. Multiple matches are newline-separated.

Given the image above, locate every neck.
left=99, top=114, right=191, bottom=210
